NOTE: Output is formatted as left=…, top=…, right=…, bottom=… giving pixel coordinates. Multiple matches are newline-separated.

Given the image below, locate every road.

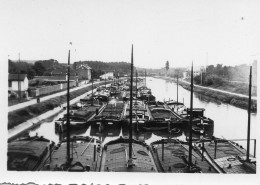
left=8, top=81, right=105, bottom=112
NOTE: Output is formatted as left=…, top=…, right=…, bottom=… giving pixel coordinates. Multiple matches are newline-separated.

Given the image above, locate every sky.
left=1, top=0, right=260, bottom=68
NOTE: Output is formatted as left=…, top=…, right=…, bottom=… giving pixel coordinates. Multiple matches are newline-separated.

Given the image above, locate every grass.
left=8, top=81, right=107, bottom=130
left=8, top=98, right=29, bottom=106
left=180, top=83, right=257, bottom=112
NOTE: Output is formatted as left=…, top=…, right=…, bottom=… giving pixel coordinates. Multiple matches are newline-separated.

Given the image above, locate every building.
left=76, top=64, right=92, bottom=80
left=100, top=72, right=114, bottom=80
left=8, top=74, right=29, bottom=97
left=183, top=66, right=205, bottom=79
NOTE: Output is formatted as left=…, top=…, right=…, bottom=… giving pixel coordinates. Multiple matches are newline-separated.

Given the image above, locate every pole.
left=188, top=62, right=193, bottom=171
left=145, top=69, right=146, bottom=87
left=201, top=69, right=203, bottom=85
left=254, top=139, right=256, bottom=158
left=136, top=70, right=138, bottom=99
left=18, top=53, right=21, bottom=102
left=201, top=142, right=204, bottom=161
left=66, top=50, right=71, bottom=165
left=177, top=74, right=179, bottom=104
left=162, top=139, right=164, bottom=161
left=105, top=77, right=106, bottom=88
left=93, top=140, right=96, bottom=162
left=128, top=44, right=134, bottom=166
left=92, top=71, right=94, bottom=106
left=246, top=66, right=252, bottom=161
left=214, top=140, right=217, bottom=159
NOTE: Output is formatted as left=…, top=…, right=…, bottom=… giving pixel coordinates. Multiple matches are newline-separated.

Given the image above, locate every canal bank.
left=155, top=76, right=257, bottom=112
left=8, top=81, right=111, bottom=140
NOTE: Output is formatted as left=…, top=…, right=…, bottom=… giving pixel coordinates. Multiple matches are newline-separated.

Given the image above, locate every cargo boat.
left=194, top=138, right=256, bottom=173
left=8, top=135, right=54, bottom=171
left=41, top=136, right=102, bottom=171
left=150, top=138, right=218, bottom=173
left=100, top=45, right=157, bottom=172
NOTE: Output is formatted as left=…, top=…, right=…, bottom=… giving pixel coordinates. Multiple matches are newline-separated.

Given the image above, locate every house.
left=34, top=68, right=79, bottom=83
left=75, top=64, right=92, bottom=80
left=100, top=72, right=114, bottom=80
left=183, top=66, right=205, bottom=79
left=8, top=74, right=29, bottom=97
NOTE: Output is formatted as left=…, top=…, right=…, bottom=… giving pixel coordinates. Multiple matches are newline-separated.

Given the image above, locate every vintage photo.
left=2, top=0, right=259, bottom=184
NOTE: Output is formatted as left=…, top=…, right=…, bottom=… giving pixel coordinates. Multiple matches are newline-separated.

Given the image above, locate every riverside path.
left=8, top=81, right=106, bottom=112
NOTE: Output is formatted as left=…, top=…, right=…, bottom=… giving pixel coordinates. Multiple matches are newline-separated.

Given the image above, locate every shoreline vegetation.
left=8, top=81, right=107, bottom=130
left=157, top=76, right=257, bottom=112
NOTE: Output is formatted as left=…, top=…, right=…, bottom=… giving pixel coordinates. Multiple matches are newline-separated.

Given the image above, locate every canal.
left=27, top=77, right=257, bottom=154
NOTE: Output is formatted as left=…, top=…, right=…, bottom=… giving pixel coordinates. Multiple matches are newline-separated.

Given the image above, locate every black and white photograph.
left=1, top=0, right=259, bottom=185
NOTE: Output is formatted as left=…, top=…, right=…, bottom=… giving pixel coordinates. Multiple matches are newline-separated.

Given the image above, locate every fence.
left=29, top=81, right=77, bottom=97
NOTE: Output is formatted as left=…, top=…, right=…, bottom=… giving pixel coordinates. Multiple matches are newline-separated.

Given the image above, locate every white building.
left=183, top=66, right=205, bottom=79
left=8, top=74, right=29, bottom=97
left=100, top=72, right=114, bottom=80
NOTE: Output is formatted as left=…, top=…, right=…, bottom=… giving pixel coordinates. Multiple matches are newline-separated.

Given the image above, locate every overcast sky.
left=1, top=0, right=260, bottom=68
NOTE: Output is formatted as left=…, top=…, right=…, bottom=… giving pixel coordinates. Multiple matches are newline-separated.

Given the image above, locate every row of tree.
left=8, top=59, right=57, bottom=79
left=194, top=62, right=257, bottom=86
left=9, top=59, right=132, bottom=80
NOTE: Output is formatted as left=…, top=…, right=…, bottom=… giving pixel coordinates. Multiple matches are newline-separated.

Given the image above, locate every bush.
left=194, top=75, right=201, bottom=84
left=10, top=94, right=17, bottom=99
left=205, top=75, right=225, bottom=86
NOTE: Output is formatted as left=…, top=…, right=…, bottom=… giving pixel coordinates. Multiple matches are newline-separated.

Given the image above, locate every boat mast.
left=188, top=62, right=193, bottom=171
left=177, top=72, right=179, bottom=104
left=136, top=70, right=138, bottom=99
left=145, top=69, right=146, bottom=87
left=18, top=53, right=21, bottom=102
left=66, top=50, right=71, bottom=165
left=91, top=70, right=94, bottom=106
left=246, top=66, right=252, bottom=162
left=128, top=44, right=134, bottom=167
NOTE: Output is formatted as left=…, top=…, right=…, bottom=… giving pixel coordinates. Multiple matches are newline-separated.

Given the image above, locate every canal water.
left=27, top=77, right=257, bottom=154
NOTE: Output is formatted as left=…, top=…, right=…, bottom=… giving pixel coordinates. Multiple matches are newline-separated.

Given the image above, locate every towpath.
left=8, top=81, right=105, bottom=112
left=179, top=79, right=257, bottom=100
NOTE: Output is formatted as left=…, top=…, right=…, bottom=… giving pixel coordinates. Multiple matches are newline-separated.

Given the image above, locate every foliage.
left=165, top=61, right=169, bottom=71
left=74, top=61, right=131, bottom=75
left=32, top=62, right=46, bottom=76
left=206, top=64, right=252, bottom=82
left=204, top=75, right=225, bottom=86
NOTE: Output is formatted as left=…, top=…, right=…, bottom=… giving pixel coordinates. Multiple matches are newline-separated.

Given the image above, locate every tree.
left=27, top=68, right=36, bottom=79
left=165, top=61, right=169, bottom=71
left=33, top=62, right=46, bottom=76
